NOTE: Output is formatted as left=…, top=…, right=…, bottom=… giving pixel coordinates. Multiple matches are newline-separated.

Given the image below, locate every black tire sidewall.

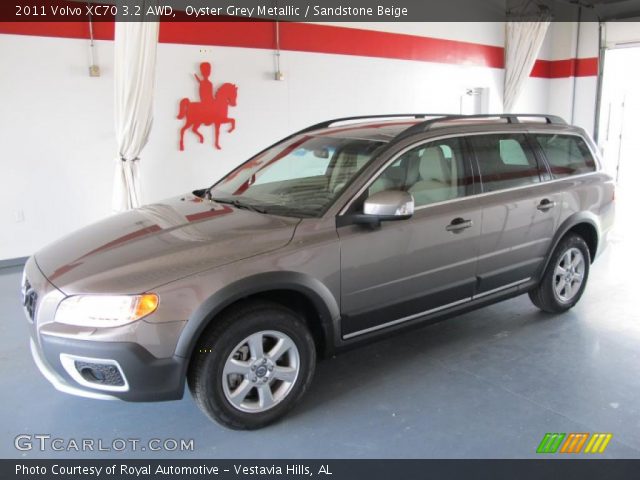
left=193, top=306, right=316, bottom=429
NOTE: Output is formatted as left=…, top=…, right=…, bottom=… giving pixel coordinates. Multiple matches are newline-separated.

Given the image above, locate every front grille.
left=22, top=278, right=38, bottom=321
left=74, top=361, right=125, bottom=387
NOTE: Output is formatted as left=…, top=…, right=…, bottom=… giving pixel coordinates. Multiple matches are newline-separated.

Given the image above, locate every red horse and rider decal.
left=178, top=62, right=238, bottom=151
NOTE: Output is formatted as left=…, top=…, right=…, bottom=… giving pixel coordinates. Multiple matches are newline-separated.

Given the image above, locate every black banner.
left=3, top=0, right=640, bottom=23
left=4, top=459, right=640, bottom=480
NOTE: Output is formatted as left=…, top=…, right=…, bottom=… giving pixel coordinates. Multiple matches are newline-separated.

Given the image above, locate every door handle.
left=537, top=199, right=557, bottom=211
left=446, top=217, right=473, bottom=233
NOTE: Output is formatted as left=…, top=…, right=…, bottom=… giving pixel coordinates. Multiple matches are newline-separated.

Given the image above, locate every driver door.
left=337, top=136, right=482, bottom=338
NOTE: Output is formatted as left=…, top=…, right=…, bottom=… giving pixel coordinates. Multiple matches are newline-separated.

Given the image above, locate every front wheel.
left=188, top=301, right=316, bottom=430
left=529, top=233, right=591, bottom=313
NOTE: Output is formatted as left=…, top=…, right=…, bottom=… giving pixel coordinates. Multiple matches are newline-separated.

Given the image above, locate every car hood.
left=35, top=194, right=300, bottom=294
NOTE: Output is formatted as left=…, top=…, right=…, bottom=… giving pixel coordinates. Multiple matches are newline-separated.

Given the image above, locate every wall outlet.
left=14, top=210, right=24, bottom=223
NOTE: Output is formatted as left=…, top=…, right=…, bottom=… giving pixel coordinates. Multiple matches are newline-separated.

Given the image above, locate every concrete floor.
left=2, top=192, right=640, bottom=459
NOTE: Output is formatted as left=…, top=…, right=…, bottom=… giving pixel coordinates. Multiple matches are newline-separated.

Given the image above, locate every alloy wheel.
left=221, top=330, right=300, bottom=413
left=553, top=247, right=586, bottom=303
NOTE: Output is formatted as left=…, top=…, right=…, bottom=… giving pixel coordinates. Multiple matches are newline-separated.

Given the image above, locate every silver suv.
left=22, top=114, right=614, bottom=429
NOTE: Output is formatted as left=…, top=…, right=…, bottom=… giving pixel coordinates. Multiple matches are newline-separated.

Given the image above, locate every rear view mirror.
left=313, top=148, right=330, bottom=159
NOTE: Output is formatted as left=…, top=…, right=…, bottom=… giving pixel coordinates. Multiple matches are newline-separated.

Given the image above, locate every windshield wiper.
left=211, top=197, right=267, bottom=214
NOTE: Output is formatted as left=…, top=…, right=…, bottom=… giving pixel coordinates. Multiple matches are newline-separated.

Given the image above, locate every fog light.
left=75, top=361, right=124, bottom=386
left=60, top=354, right=129, bottom=392
left=79, top=366, right=106, bottom=384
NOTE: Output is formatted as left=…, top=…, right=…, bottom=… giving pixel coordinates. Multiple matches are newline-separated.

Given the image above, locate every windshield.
left=208, top=134, right=385, bottom=217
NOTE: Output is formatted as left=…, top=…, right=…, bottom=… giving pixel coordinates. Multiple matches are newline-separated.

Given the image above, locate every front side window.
left=210, top=135, right=384, bottom=217
left=534, top=134, right=596, bottom=178
left=366, top=137, right=471, bottom=207
left=470, top=134, right=541, bottom=192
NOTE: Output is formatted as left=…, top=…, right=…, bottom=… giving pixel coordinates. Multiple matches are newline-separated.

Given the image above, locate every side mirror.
left=363, top=190, right=414, bottom=218
left=338, top=190, right=414, bottom=227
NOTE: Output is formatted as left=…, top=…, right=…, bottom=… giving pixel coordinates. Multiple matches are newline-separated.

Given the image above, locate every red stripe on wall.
left=531, top=57, right=598, bottom=78
left=161, top=22, right=506, bottom=68
left=0, top=21, right=597, bottom=78
left=278, top=23, right=504, bottom=68
left=0, top=21, right=113, bottom=40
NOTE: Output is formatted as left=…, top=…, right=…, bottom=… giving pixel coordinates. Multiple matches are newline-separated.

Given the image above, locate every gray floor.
left=2, top=195, right=640, bottom=459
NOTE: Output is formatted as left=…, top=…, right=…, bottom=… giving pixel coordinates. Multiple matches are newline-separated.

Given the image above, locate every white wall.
left=0, top=22, right=570, bottom=260
left=0, top=35, right=115, bottom=260
left=145, top=42, right=509, bottom=204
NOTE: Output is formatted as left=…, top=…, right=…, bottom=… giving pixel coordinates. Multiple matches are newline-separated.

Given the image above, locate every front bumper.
left=23, top=257, right=187, bottom=402
left=30, top=335, right=186, bottom=402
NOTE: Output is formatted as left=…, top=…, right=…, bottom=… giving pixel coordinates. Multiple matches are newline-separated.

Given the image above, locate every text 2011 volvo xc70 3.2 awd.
left=22, top=114, right=614, bottom=429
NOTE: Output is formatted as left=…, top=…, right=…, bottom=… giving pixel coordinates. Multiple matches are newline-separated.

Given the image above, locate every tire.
left=529, top=233, right=591, bottom=313
left=187, top=301, right=316, bottom=430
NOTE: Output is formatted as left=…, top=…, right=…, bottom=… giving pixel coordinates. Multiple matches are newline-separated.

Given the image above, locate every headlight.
left=55, top=294, right=159, bottom=328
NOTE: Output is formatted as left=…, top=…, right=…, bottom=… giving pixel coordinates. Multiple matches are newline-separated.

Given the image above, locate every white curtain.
left=503, top=21, right=550, bottom=113
left=112, top=21, right=159, bottom=212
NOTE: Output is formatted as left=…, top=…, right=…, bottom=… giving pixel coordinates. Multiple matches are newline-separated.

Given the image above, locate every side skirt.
left=334, top=278, right=538, bottom=353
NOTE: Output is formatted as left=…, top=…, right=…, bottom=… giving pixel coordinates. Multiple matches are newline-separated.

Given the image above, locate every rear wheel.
left=188, top=301, right=316, bottom=430
left=529, top=233, right=591, bottom=313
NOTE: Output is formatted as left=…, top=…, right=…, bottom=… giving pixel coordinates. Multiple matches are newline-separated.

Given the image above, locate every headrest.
left=418, top=147, right=447, bottom=182
left=404, top=151, right=421, bottom=186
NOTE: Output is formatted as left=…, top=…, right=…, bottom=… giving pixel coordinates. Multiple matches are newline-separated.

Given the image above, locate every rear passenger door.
left=470, top=133, right=561, bottom=295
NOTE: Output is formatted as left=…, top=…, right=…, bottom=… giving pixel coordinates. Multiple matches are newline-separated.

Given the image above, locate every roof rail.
left=296, top=113, right=452, bottom=134
left=395, top=113, right=567, bottom=141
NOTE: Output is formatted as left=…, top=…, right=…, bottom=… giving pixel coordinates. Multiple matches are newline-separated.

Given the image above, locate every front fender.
left=174, top=271, right=340, bottom=360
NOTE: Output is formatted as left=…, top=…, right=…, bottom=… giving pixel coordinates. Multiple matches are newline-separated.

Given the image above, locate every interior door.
left=338, top=137, right=481, bottom=338
left=469, top=133, right=562, bottom=294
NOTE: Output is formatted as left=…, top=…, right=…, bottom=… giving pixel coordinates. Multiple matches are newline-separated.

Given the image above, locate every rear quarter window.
left=534, top=134, right=596, bottom=178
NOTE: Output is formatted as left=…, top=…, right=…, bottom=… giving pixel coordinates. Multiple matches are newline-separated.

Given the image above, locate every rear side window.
left=534, top=134, right=596, bottom=178
left=470, top=134, right=542, bottom=192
